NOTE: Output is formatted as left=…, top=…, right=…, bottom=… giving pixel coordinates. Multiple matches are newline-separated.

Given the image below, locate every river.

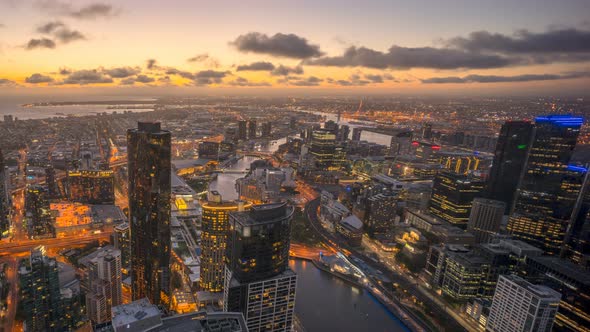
left=208, top=139, right=408, bottom=332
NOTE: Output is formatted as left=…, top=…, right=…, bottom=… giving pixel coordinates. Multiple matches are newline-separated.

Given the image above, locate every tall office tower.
left=338, top=124, right=350, bottom=142
left=310, top=128, right=340, bottom=171
left=45, top=165, right=58, bottom=198
left=200, top=191, right=251, bottom=292
left=19, top=246, right=63, bottom=332
left=224, top=202, right=297, bottom=332
left=238, top=120, right=248, bottom=140
left=113, top=222, right=131, bottom=270
left=84, top=247, right=123, bottom=325
left=351, top=127, right=362, bottom=141
left=429, top=171, right=485, bottom=227
left=487, top=275, right=560, bottom=332
left=248, top=120, right=257, bottom=139
left=467, top=198, right=506, bottom=243
left=421, top=123, right=433, bottom=140
left=365, top=193, right=397, bottom=236
left=389, top=131, right=413, bottom=156
left=25, top=185, right=54, bottom=238
left=486, top=121, right=534, bottom=214
left=261, top=122, right=272, bottom=138
left=127, top=122, right=172, bottom=308
left=562, top=180, right=590, bottom=268
left=507, top=115, right=584, bottom=255
left=324, top=120, right=339, bottom=134
left=0, top=149, right=9, bottom=235
left=67, top=169, right=115, bottom=204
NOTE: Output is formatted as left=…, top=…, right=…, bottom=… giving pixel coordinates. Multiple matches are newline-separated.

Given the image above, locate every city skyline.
left=0, top=0, right=590, bottom=96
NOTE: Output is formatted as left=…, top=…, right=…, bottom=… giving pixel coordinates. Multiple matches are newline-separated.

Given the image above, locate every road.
left=0, top=258, right=18, bottom=332
left=305, top=197, right=467, bottom=332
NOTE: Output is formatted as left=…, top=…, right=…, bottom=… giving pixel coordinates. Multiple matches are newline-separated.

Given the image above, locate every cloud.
left=25, top=38, right=56, bottom=50
left=447, top=28, right=590, bottom=54
left=228, top=77, right=272, bottom=87
left=231, top=32, right=323, bottom=59
left=306, top=45, right=516, bottom=69
left=36, top=1, right=117, bottom=19
left=60, top=69, right=113, bottom=85
left=165, top=68, right=194, bottom=79
left=421, top=72, right=590, bottom=84
left=193, top=70, right=229, bottom=85
left=146, top=59, right=158, bottom=69
left=0, top=23, right=5, bottom=28
left=281, top=76, right=323, bottom=86
left=187, top=53, right=220, bottom=67
left=36, top=20, right=65, bottom=33
left=59, top=67, right=71, bottom=75
left=271, top=65, right=304, bottom=76
left=103, top=66, right=140, bottom=78
left=25, top=73, right=54, bottom=84
left=0, top=78, right=17, bottom=86
left=236, top=61, right=275, bottom=71
left=364, top=74, right=385, bottom=83
left=120, top=74, right=155, bottom=85
left=53, top=27, right=85, bottom=43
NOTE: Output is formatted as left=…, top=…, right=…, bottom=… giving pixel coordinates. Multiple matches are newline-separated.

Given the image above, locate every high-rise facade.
left=429, top=171, right=485, bottom=227
left=127, top=122, right=172, bottom=308
left=67, top=169, right=115, bottom=204
left=309, top=128, right=344, bottom=171
left=486, top=121, right=534, bottom=214
left=19, top=246, right=63, bottom=332
left=224, top=202, right=296, bottom=332
left=507, top=115, right=584, bottom=255
left=365, top=193, right=397, bottom=236
left=114, top=222, right=131, bottom=270
left=25, top=185, right=54, bottom=238
left=487, top=274, right=560, bottom=332
left=261, top=122, right=272, bottom=138
left=200, top=191, right=251, bottom=292
left=248, top=120, right=257, bottom=140
left=238, top=120, right=248, bottom=140
left=84, top=247, right=122, bottom=324
left=0, top=149, right=9, bottom=236
left=467, top=198, right=506, bottom=244
left=562, top=180, right=590, bottom=268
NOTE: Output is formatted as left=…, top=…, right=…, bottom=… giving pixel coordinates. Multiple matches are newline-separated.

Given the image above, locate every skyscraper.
left=467, top=198, right=506, bottom=244
left=19, top=246, right=63, bottom=332
left=429, top=171, right=485, bottom=227
left=224, top=202, right=297, bottom=332
left=487, top=274, right=560, bottom=332
left=507, top=115, right=584, bottom=255
left=238, top=120, right=248, bottom=140
left=83, top=246, right=123, bottom=325
left=248, top=120, right=257, bottom=139
left=310, top=128, right=344, bottom=171
left=562, top=178, right=590, bottom=268
left=127, top=122, right=171, bottom=308
left=25, top=185, right=54, bottom=238
left=114, top=222, right=131, bottom=270
left=0, top=149, right=9, bottom=236
left=200, top=191, right=251, bottom=292
left=486, top=121, right=534, bottom=214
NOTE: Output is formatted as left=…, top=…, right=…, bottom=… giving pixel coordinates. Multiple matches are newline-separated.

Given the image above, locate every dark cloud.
left=25, top=38, right=56, bottom=50
left=146, top=59, right=158, bottom=69
left=165, top=68, right=194, bottom=79
left=421, top=72, right=590, bottom=84
left=53, top=27, right=85, bottom=43
left=364, top=74, right=384, bottom=83
left=271, top=65, right=304, bottom=76
left=120, top=74, right=155, bottom=85
left=186, top=53, right=220, bottom=67
left=60, top=69, right=113, bottom=85
left=447, top=28, right=590, bottom=54
left=236, top=61, right=275, bottom=71
left=25, top=73, right=54, bottom=84
left=103, top=67, right=140, bottom=78
left=0, top=78, right=17, bottom=86
left=228, top=77, right=272, bottom=87
left=36, top=20, right=65, bottom=34
left=281, top=76, right=322, bottom=86
left=59, top=67, right=71, bottom=75
left=37, top=1, right=117, bottom=19
left=306, top=45, right=516, bottom=69
left=231, top=32, right=323, bottom=59
left=193, top=70, right=229, bottom=85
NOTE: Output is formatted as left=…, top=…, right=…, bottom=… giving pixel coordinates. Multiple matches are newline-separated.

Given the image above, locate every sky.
left=1, top=0, right=590, bottom=96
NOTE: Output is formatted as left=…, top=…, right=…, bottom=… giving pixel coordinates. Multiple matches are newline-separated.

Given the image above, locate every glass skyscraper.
left=508, top=115, right=584, bottom=255
left=127, top=122, right=172, bottom=308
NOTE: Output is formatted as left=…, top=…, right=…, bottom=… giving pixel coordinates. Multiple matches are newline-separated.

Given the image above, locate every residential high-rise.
left=200, top=191, right=251, bottom=292
left=113, top=222, right=131, bottom=270
left=127, top=122, right=172, bottom=308
left=507, top=115, right=584, bottom=255
left=238, top=120, right=248, bottom=140
left=248, top=120, right=257, bottom=139
left=487, top=274, right=560, bottom=332
left=365, top=193, right=397, bottom=236
left=467, top=198, right=506, bottom=244
left=83, top=247, right=122, bottom=325
left=67, top=169, right=115, bottom=204
left=224, top=202, right=297, bottom=332
left=45, top=165, right=58, bottom=199
left=351, top=127, right=362, bottom=141
left=0, top=149, right=9, bottom=236
left=19, top=246, right=63, bottom=332
left=486, top=121, right=534, bottom=214
left=25, top=185, right=54, bottom=238
left=429, top=171, right=485, bottom=227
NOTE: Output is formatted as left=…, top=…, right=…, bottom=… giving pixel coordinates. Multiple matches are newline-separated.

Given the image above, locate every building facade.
left=467, top=198, right=506, bottom=244
left=429, top=171, right=485, bottom=227
left=84, top=247, right=123, bottom=325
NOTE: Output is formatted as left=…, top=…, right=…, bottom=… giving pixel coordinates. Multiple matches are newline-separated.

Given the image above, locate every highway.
left=305, top=197, right=467, bottom=332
